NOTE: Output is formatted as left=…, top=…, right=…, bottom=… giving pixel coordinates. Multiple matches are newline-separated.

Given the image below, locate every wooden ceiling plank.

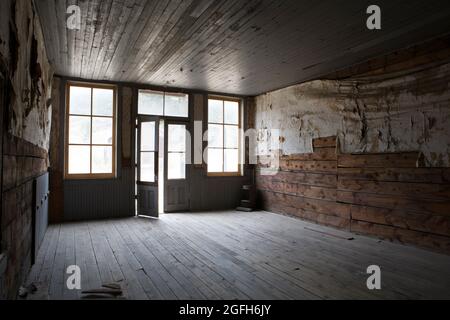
left=117, top=0, right=168, bottom=82
left=131, top=0, right=203, bottom=82
left=65, top=0, right=78, bottom=78
left=150, top=0, right=281, bottom=86
left=167, top=0, right=289, bottom=87
left=140, top=0, right=251, bottom=83
left=72, top=0, right=90, bottom=78
left=79, top=0, right=101, bottom=79
left=239, top=1, right=450, bottom=94
left=151, top=0, right=283, bottom=92
left=137, top=0, right=241, bottom=83
left=90, top=0, right=127, bottom=80
left=85, top=0, right=114, bottom=80
left=116, top=1, right=191, bottom=81
left=96, top=0, right=134, bottom=80
left=103, top=0, right=148, bottom=79
left=203, top=1, right=404, bottom=93
left=35, top=0, right=450, bottom=95
left=198, top=0, right=325, bottom=90
left=98, top=0, right=139, bottom=80
left=112, top=0, right=160, bottom=81
left=119, top=0, right=176, bottom=81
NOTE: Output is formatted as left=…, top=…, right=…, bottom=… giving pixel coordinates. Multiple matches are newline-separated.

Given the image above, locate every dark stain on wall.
left=27, top=34, right=42, bottom=119
left=8, top=3, right=18, bottom=77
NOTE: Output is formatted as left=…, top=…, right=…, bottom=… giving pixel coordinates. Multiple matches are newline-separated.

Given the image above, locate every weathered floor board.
left=26, top=211, right=450, bottom=300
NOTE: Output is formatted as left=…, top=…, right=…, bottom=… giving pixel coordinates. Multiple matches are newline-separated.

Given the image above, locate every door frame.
left=136, top=115, right=159, bottom=218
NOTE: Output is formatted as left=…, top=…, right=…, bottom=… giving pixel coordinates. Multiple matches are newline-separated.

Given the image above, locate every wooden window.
left=65, top=82, right=116, bottom=179
left=207, top=97, right=241, bottom=176
left=138, top=90, right=188, bottom=117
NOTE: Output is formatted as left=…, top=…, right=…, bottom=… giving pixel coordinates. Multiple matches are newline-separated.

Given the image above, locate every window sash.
left=207, top=97, right=241, bottom=175
left=138, top=89, right=189, bottom=117
left=65, top=83, right=116, bottom=179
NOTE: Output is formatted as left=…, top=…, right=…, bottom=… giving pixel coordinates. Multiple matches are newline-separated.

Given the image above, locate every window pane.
left=138, top=90, right=163, bottom=115
left=165, top=93, right=188, bottom=117
left=69, top=116, right=91, bottom=144
left=68, top=145, right=90, bottom=174
left=140, top=152, right=155, bottom=182
left=69, top=86, right=91, bottom=115
left=168, top=152, right=186, bottom=180
left=224, top=149, right=239, bottom=172
left=168, top=124, right=186, bottom=152
left=208, top=124, right=223, bottom=148
left=141, top=121, right=155, bottom=151
left=207, top=148, right=223, bottom=172
left=92, top=146, right=112, bottom=173
left=208, top=99, right=223, bottom=123
left=224, top=125, right=238, bottom=148
left=93, top=88, right=113, bottom=116
left=92, top=117, right=113, bottom=144
left=224, top=101, right=239, bottom=124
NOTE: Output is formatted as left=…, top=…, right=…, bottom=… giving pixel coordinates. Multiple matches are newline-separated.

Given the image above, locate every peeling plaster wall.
left=7, top=0, right=53, bottom=150
left=255, top=62, right=450, bottom=167
left=0, top=0, right=52, bottom=299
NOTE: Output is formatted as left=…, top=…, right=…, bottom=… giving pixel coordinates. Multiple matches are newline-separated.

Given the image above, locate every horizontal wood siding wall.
left=257, top=136, right=450, bottom=254
left=258, top=136, right=350, bottom=230
left=338, top=153, right=450, bottom=253
left=63, top=168, right=134, bottom=221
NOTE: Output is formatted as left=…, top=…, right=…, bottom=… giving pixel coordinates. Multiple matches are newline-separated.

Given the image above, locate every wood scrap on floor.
left=81, top=283, right=125, bottom=300
left=18, top=283, right=37, bottom=299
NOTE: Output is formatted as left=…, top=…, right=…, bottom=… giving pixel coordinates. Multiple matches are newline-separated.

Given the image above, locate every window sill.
left=64, top=174, right=117, bottom=181
left=207, top=172, right=243, bottom=177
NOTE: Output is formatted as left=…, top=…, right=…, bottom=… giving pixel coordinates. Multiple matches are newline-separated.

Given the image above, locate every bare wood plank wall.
left=257, top=136, right=450, bottom=254
left=338, top=152, right=450, bottom=253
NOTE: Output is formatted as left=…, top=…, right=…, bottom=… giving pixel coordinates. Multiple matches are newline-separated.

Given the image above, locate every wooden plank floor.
left=26, top=211, right=450, bottom=300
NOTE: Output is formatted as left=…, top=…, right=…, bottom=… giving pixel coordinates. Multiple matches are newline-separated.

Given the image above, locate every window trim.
left=64, top=81, right=117, bottom=180
left=207, top=95, right=242, bottom=177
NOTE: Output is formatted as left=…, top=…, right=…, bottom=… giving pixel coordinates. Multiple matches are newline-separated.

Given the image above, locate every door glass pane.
left=140, top=152, right=155, bottom=182
left=168, top=152, right=186, bottom=180
left=93, top=88, right=113, bottom=116
left=224, top=149, right=239, bottom=172
left=138, top=90, right=163, bottom=115
left=69, top=86, right=91, bottom=115
left=207, top=148, right=223, bottom=172
left=168, top=124, right=186, bottom=152
left=68, top=145, right=90, bottom=174
left=92, top=146, right=112, bottom=173
left=224, top=125, right=238, bottom=148
left=69, top=116, right=91, bottom=144
left=208, top=99, right=223, bottom=123
left=92, top=117, right=113, bottom=144
left=208, top=124, right=223, bottom=148
left=141, top=121, right=155, bottom=151
left=224, top=100, right=239, bottom=124
left=165, top=93, right=188, bottom=117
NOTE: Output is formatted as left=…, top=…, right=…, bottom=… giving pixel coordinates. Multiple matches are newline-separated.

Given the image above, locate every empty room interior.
left=2, top=0, right=450, bottom=301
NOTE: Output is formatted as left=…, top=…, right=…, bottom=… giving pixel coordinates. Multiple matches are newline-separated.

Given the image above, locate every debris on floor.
left=18, top=283, right=37, bottom=298
left=81, top=283, right=125, bottom=299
